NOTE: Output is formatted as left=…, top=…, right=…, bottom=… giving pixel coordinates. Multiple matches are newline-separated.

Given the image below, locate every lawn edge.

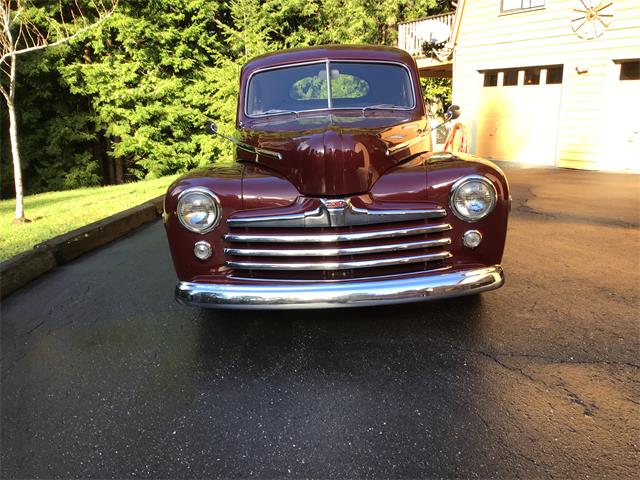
left=1, top=195, right=164, bottom=299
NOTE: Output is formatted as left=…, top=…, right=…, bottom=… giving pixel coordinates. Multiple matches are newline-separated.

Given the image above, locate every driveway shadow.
left=192, top=295, right=486, bottom=376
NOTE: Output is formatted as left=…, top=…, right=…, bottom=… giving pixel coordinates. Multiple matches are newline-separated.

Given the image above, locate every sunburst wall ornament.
left=571, top=1, right=615, bottom=40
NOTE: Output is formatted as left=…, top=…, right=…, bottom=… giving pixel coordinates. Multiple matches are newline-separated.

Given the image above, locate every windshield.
left=245, top=61, right=416, bottom=117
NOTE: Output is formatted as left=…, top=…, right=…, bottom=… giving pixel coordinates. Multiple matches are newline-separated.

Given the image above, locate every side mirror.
left=426, top=105, right=463, bottom=134
left=205, top=120, right=218, bottom=135
left=446, top=105, right=461, bottom=121
left=203, top=119, right=282, bottom=160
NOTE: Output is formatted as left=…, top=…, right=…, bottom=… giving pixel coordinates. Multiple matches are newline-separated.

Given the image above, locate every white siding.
left=452, top=0, right=640, bottom=171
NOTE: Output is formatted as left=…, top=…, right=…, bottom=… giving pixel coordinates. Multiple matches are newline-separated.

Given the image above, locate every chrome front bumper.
left=175, top=265, right=504, bottom=310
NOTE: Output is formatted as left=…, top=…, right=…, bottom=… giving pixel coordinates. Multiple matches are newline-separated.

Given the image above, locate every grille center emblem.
left=322, top=199, right=349, bottom=210
left=321, top=198, right=352, bottom=227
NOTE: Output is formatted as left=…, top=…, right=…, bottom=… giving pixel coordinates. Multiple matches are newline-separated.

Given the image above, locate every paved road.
left=2, top=167, right=639, bottom=479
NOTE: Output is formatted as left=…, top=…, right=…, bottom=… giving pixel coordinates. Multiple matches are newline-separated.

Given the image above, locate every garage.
left=474, top=65, right=563, bottom=166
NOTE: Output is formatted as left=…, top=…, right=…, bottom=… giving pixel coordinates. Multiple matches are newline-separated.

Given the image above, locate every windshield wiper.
left=262, top=109, right=299, bottom=117
left=361, top=103, right=400, bottom=113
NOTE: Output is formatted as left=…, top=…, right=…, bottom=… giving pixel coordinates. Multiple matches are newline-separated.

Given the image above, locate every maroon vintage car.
left=164, top=45, right=509, bottom=309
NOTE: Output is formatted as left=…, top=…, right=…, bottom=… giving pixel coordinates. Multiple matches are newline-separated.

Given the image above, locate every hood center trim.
left=227, top=201, right=446, bottom=228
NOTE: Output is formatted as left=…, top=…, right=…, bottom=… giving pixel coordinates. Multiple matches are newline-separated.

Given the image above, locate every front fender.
left=164, top=162, right=300, bottom=282
left=425, top=152, right=510, bottom=267
left=164, top=164, right=243, bottom=281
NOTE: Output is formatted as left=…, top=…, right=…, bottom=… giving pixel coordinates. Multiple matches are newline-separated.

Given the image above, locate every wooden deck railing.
left=397, top=12, right=456, bottom=58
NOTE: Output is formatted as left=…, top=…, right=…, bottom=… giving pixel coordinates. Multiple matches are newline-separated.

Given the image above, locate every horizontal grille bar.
left=224, top=238, right=451, bottom=257
left=226, top=251, right=451, bottom=271
left=224, top=223, right=452, bottom=243
left=227, top=206, right=446, bottom=228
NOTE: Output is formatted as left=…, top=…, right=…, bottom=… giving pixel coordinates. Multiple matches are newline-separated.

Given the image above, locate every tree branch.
left=0, top=1, right=117, bottom=66
left=0, top=82, right=9, bottom=103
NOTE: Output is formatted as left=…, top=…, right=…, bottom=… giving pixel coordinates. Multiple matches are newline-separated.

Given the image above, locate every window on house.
left=618, top=60, right=640, bottom=81
left=545, top=65, right=563, bottom=84
left=524, top=67, right=541, bottom=85
left=503, top=68, right=519, bottom=86
left=502, top=0, right=545, bottom=12
left=483, top=71, right=498, bottom=87
left=480, top=64, right=563, bottom=87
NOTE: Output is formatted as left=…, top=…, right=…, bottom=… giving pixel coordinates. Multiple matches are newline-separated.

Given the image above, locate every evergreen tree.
left=59, top=0, right=228, bottom=179
left=1, top=0, right=452, bottom=198
left=0, top=0, right=116, bottom=220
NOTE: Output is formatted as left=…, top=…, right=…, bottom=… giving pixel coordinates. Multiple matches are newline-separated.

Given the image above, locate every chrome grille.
left=224, top=222, right=450, bottom=243
left=226, top=251, right=451, bottom=271
left=225, top=237, right=451, bottom=258
left=224, top=214, right=452, bottom=279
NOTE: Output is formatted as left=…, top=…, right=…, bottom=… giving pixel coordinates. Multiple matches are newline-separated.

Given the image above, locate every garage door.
left=605, top=60, right=640, bottom=172
left=475, top=65, right=563, bottom=166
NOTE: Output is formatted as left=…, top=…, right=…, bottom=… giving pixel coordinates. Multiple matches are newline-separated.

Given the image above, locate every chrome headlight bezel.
left=449, top=175, right=497, bottom=222
left=176, top=187, right=221, bottom=234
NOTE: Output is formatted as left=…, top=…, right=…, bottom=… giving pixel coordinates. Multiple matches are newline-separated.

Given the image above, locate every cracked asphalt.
left=1, top=165, right=639, bottom=479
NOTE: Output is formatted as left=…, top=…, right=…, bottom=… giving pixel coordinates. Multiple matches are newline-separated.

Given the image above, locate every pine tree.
left=1, top=0, right=452, bottom=197
left=60, top=0, right=226, bottom=179
left=0, top=0, right=116, bottom=221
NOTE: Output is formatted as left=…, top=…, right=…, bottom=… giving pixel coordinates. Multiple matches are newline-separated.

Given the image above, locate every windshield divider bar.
left=326, top=59, right=332, bottom=109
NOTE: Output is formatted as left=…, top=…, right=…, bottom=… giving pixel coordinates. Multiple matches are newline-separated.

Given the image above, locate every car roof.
left=242, top=45, right=417, bottom=74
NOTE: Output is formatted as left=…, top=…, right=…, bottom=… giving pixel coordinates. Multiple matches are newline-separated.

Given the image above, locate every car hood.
left=238, top=113, right=429, bottom=197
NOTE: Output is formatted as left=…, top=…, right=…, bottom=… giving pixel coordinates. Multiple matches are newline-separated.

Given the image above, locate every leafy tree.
left=0, top=0, right=116, bottom=222
left=0, top=45, right=99, bottom=196
left=422, top=77, right=452, bottom=116
left=204, top=0, right=274, bottom=159
left=1, top=0, right=453, bottom=204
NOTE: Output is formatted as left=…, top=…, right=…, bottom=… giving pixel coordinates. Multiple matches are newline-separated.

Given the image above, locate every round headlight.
left=450, top=175, right=497, bottom=221
left=176, top=187, right=220, bottom=233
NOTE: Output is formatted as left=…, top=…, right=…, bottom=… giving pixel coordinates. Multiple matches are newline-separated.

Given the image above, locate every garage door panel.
left=476, top=85, right=561, bottom=166
left=605, top=81, right=640, bottom=171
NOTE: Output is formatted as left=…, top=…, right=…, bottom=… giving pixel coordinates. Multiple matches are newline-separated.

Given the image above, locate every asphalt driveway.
left=1, top=165, right=639, bottom=478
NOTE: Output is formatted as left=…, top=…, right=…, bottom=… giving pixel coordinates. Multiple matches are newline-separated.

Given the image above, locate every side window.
left=545, top=65, right=563, bottom=84
left=483, top=70, right=498, bottom=87
left=502, top=0, right=545, bottom=12
left=503, top=68, right=519, bottom=86
left=524, top=67, right=541, bottom=85
left=289, top=73, right=328, bottom=100
left=330, top=72, right=369, bottom=99
left=618, top=60, right=640, bottom=81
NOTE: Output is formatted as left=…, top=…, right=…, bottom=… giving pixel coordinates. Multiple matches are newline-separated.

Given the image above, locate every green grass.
left=0, top=175, right=179, bottom=262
